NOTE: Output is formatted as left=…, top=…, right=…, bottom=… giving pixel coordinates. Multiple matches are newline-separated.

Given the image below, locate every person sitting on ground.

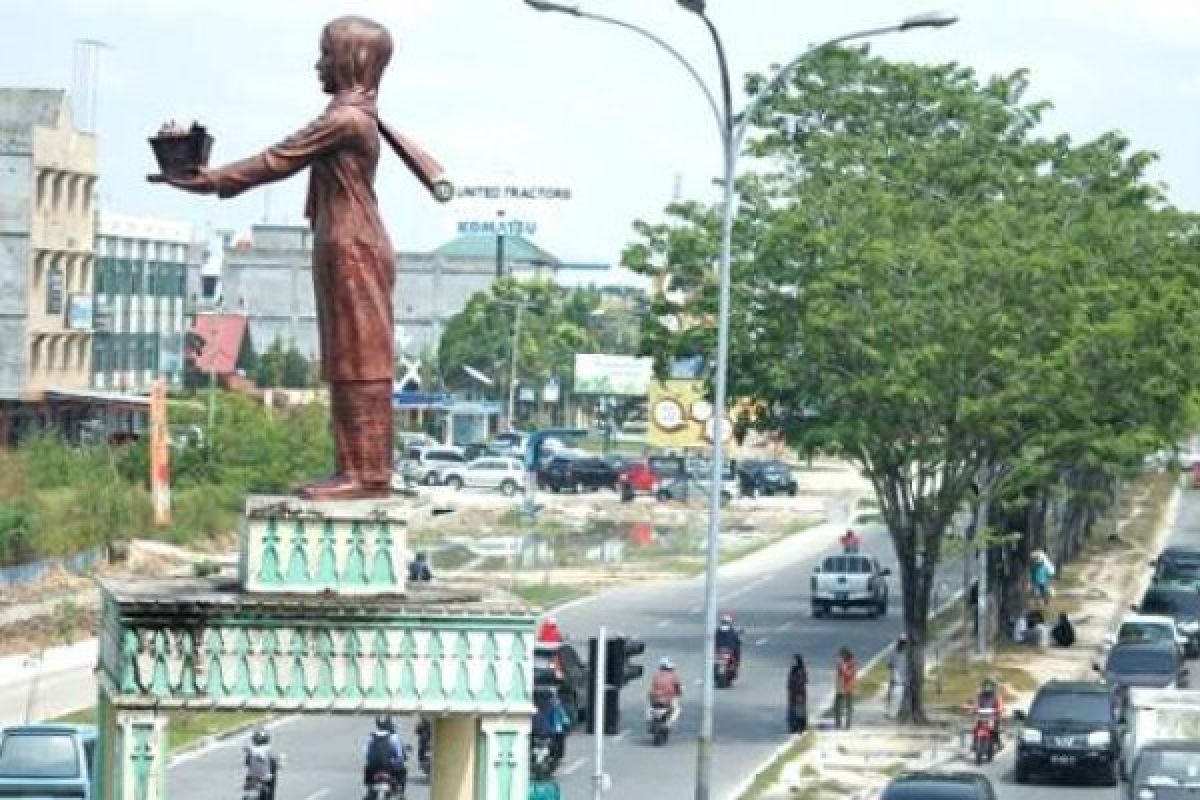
left=1051, top=611, right=1076, bottom=648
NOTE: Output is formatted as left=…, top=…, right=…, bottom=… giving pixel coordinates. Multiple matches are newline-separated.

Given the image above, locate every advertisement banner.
left=647, top=380, right=732, bottom=448
left=574, top=354, right=653, bottom=396
left=150, top=378, right=171, bottom=527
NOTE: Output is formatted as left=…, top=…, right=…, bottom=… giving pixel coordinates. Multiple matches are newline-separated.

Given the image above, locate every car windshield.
left=1119, top=623, right=1174, bottom=644
left=1030, top=691, right=1112, bottom=724
left=823, top=556, right=873, bottom=574
left=881, top=780, right=982, bottom=800
left=1136, top=750, right=1200, bottom=786
left=1144, top=590, right=1200, bottom=617
left=0, top=733, right=80, bottom=779
left=1107, top=648, right=1175, bottom=674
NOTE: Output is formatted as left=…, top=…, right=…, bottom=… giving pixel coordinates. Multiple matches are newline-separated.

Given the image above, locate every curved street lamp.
left=523, top=3, right=958, bottom=798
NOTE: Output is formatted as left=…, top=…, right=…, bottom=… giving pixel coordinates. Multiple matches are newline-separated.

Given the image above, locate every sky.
left=3, top=0, right=1197, bottom=266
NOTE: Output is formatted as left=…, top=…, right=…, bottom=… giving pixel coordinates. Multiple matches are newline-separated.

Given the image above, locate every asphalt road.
left=167, top=520, right=963, bottom=800
left=972, top=479, right=1198, bottom=800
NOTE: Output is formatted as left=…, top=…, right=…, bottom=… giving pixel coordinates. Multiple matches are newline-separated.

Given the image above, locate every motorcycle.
left=365, top=769, right=403, bottom=800
left=647, top=702, right=672, bottom=746
left=970, top=705, right=999, bottom=765
left=241, top=747, right=278, bottom=800
left=714, top=647, right=738, bottom=689
left=241, top=775, right=271, bottom=800
left=530, top=733, right=560, bottom=778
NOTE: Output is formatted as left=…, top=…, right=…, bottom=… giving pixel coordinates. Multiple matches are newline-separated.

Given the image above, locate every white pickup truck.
left=810, top=552, right=891, bottom=618
left=1120, top=687, right=1200, bottom=778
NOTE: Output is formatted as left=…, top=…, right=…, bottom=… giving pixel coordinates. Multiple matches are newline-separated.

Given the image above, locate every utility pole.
left=495, top=209, right=507, bottom=278
left=507, top=302, right=523, bottom=431
left=592, top=626, right=609, bottom=800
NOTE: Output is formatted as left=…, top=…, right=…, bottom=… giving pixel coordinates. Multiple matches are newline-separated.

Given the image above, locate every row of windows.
left=96, top=236, right=189, bottom=263
left=36, top=170, right=95, bottom=218
left=94, top=259, right=186, bottom=298
left=104, top=300, right=183, bottom=336
left=92, top=334, right=160, bottom=374
left=30, top=336, right=88, bottom=373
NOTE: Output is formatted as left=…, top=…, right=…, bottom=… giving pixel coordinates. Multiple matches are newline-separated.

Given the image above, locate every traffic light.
left=585, top=637, right=620, bottom=735
left=620, top=637, right=645, bottom=685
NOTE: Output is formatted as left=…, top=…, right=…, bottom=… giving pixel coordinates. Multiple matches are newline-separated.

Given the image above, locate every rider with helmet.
left=363, top=715, right=407, bottom=793
left=648, top=657, right=683, bottom=726
left=973, top=678, right=1004, bottom=746
left=244, top=728, right=279, bottom=800
left=715, top=613, right=742, bottom=674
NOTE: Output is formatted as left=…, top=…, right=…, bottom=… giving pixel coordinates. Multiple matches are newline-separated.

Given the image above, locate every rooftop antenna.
left=72, top=38, right=113, bottom=133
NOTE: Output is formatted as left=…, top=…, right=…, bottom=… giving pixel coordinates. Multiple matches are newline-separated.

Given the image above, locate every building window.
left=46, top=264, right=64, bottom=315
left=146, top=263, right=157, bottom=297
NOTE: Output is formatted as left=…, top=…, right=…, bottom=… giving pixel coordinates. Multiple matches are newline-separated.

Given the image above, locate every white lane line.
left=717, top=574, right=773, bottom=604
left=561, top=758, right=587, bottom=775
left=776, top=621, right=793, bottom=632
left=304, top=790, right=330, bottom=800
left=755, top=636, right=769, bottom=646
left=657, top=619, right=672, bottom=628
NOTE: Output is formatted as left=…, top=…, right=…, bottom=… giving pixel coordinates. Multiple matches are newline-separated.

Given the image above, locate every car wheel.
left=424, top=473, right=440, bottom=486
left=812, top=603, right=825, bottom=619
left=656, top=488, right=670, bottom=502
left=1102, top=759, right=1119, bottom=787
left=500, top=480, right=518, bottom=496
left=787, top=484, right=798, bottom=497
left=620, top=484, right=634, bottom=503
left=551, top=484, right=561, bottom=493
left=445, top=475, right=463, bottom=490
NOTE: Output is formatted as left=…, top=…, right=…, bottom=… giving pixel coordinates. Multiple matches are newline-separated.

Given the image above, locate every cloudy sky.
left=4, top=0, right=1197, bottom=264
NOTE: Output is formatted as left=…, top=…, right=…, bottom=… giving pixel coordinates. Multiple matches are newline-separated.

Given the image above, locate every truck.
left=0, top=724, right=96, bottom=799
left=810, top=552, right=891, bottom=618
left=1120, top=687, right=1200, bottom=779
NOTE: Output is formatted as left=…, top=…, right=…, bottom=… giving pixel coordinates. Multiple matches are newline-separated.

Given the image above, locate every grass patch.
left=512, top=583, right=584, bottom=609
left=50, top=707, right=270, bottom=753
left=739, top=731, right=815, bottom=800
left=926, top=648, right=1038, bottom=708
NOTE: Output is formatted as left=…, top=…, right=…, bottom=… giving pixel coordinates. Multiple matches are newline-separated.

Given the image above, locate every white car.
left=441, top=457, right=526, bottom=495
left=1107, top=613, right=1194, bottom=657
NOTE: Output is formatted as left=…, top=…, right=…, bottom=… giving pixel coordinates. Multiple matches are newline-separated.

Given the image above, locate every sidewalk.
left=740, top=473, right=1178, bottom=800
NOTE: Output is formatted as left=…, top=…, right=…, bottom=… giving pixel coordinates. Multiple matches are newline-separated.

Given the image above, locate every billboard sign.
left=647, top=379, right=732, bottom=449
left=574, top=354, right=653, bottom=396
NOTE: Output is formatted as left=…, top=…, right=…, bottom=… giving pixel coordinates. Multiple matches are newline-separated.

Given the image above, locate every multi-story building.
left=92, top=213, right=198, bottom=392
left=0, top=89, right=98, bottom=443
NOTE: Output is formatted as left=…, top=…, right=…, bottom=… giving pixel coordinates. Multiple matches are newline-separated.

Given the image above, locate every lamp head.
left=899, top=10, right=959, bottom=30
left=676, top=0, right=707, bottom=12
left=524, top=0, right=582, bottom=14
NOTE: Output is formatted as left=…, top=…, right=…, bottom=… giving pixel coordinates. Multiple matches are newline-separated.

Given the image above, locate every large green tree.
left=627, top=47, right=1200, bottom=721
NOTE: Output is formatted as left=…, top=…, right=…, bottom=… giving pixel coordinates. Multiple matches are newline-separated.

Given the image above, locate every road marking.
left=657, top=619, right=672, bottom=628
left=717, top=574, right=773, bottom=603
left=304, top=791, right=329, bottom=800
left=755, top=636, right=769, bottom=646
left=561, top=758, right=587, bottom=775
left=776, top=621, right=793, bottom=632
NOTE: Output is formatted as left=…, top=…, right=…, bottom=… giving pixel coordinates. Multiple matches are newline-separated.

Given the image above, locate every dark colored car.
left=1139, top=585, right=1200, bottom=654
left=1098, top=641, right=1187, bottom=713
left=1154, top=547, right=1200, bottom=586
left=880, top=771, right=997, bottom=800
left=1015, top=680, right=1121, bottom=785
left=538, top=455, right=619, bottom=493
left=0, top=724, right=97, bottom=800
left=1126, top=739, right=1200, bottom=800
left=533, top=642, right=588, bottom=726
left=737, top=459, right=798, bottom=498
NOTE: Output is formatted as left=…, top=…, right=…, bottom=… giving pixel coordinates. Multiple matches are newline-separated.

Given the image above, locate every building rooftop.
left=434, top=234, right=559, bottom=265
left=0, top=88, right=66, bottom=130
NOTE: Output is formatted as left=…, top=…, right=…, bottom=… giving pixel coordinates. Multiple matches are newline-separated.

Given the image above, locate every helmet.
left=719, top=613, right=734, bottom=626
left=375, top=715, right=394, bottom=733
left=659, top=657, right=674, bottom=670
left=981, top=678, right=997, bottom=693
left=251, top=728, right=269, bottom=746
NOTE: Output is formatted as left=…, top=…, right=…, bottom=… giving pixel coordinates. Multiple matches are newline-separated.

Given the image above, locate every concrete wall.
left=0, top=151, right=31, bottom=399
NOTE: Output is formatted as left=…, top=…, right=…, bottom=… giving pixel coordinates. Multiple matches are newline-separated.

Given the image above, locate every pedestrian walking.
left=1030, top=550, right=1055, bottom=605
left=886, top=636, right=909, bottom=719
left=786, top=653, right=808, bottom=733
left=834, top=647, right=857, bottom=730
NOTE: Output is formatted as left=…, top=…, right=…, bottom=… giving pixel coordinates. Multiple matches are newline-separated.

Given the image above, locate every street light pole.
left=523, top=4, right=957, bottom=797
left=507, top=301, right=524, bottom=431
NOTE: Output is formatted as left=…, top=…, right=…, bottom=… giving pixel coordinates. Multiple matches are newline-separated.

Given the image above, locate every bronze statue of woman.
left=155, top=16, right=448, bottom=500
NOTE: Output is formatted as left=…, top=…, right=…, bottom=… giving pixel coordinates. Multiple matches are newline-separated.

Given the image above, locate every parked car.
left=1096, top=641, right=1188, bottom=710
left=0, top=724, right=96, bottom=800
left=1137, top=585, right=1200, bottom=654
left=1107, top=612, right=1193, bottom=658
left=737, top=459, right=798, bottom=497
left=441, top=457, right=526, bottom=495
left=655, top=468, right=737, bottom=505
left=401, top=445, right=467, bottom=486
left=810, top=553, right=890, bottom=618
left=533, top=641, right=588, bottom=726
left=880, top=771, right=996, bottom=800
left=1126, top=739, right=1200, bottom=800
left=615, top=460, right=661, bottom=501
left=1014, top=679, right=1121, bottom=785
left=538, top=454, right=619, bottom=493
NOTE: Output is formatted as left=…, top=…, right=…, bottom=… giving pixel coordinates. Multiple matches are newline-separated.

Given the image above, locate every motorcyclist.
left=714, top=613, right=742, bottom=674
left=243, top=728, right=279, bottom=800
left=363, top=715, right=406, bottom=793
left=648, top=657, right=683, bottom=726
left=972, top=678, right=1004, bottom=747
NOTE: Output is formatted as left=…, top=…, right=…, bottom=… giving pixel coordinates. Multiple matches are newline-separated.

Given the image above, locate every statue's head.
left=316, top=16, right=393, bottom=95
